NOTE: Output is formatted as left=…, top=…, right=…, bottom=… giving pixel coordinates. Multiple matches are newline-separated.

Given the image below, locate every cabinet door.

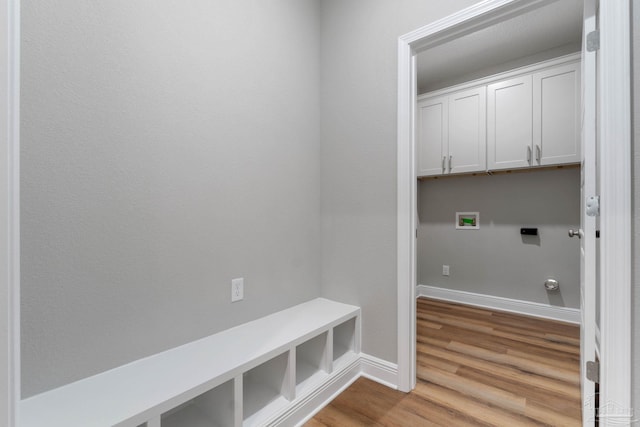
left=448, top=87, right=486, bottom=174
left=487, top=75, right=533, bottom=170
left=416, top=95, right=448, bottom=177
left=533, top=62, right=581, bottom=166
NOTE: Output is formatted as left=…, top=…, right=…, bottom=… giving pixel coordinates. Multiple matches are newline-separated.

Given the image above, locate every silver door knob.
left=568, top=229, right=583, bottom=238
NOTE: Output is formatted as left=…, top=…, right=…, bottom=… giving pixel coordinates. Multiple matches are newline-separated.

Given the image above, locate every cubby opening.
left=161, top=380, right=234, bottom=427
left=243, top=351, right=291, bottom=426
left=296, top=332, right=329, bottom=395
left=333, top=317, right=356, bottom=365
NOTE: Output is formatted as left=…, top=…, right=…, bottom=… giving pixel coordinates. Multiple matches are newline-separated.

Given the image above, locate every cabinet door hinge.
left=586, top=360, right=599, bottom=383
left=587, top=30, right=600, bottom=52
left=586, top=196, right=600, bottom=217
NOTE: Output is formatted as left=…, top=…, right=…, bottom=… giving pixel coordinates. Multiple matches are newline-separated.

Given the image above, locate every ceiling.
left=416, top=0, right=584, bottom=94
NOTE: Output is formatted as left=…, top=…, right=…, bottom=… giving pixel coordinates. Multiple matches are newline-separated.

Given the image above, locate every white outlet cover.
left=231, top=278, right=244, bottom=302
left=442, top=265, right=450, bottom=276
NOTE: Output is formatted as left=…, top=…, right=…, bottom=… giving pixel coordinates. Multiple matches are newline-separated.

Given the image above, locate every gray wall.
left=21, top=0, right=322, bottom=397
left=319, top=0, right=479, bottom=364
left=417, top=168, right=580, bottom=308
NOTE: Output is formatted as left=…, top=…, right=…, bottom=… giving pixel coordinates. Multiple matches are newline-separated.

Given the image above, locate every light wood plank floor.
left=307, top=298, right=581, bottom=426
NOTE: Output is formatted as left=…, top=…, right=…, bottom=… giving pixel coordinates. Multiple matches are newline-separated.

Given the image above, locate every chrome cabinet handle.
left=442, top=156, right=446, bottom=171
left=536, top=145, right=541, bottom=162
left=527, top=146, right=532, bottom=163
left=449, top=155, right=452, bottom=170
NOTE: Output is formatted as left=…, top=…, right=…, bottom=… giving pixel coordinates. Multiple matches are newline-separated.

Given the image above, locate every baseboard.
left=417, top=284, right=580, bottom=324
left=272, top=354, right=398, bottom=427
left=359, top=354, right=399, bottom=390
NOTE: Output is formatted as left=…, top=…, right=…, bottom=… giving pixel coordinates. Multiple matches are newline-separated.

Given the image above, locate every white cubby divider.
left=19, top=298, right=361, bottom=427
left=295, top=331, right=330, bottom=396
left=333, top=317, right=359, bottom=369
left=242, top=351, right=292, bottom=427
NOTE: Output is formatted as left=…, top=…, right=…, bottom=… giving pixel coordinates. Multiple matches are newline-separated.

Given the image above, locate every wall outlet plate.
left=442, top=265, right=450, bottom=276
left=231, top=278, right=244, bottom=302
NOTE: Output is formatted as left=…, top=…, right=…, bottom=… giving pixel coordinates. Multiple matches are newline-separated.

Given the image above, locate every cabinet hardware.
left=449, top=155, right=452, bottom=170
left=442, top=156, right=446, bottom=172
left=527, top=146, right=532, bottom=163
left=536, top=145, right=541, bottom=162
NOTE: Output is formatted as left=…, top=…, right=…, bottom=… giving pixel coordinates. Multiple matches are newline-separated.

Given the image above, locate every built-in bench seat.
left=19, top=298, right=361, bottom=427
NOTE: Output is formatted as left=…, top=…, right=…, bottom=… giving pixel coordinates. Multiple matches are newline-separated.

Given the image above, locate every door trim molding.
left=397, top=0, right=557, bottom=394
left=598, top=1, right=632, bottom=424
left=1, top=0, right=21, bottom=425
left=396, top=1, right=632, bottom=421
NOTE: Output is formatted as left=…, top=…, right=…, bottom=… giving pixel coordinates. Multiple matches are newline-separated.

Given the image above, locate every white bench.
left=19, top=298, right=361, bottom=427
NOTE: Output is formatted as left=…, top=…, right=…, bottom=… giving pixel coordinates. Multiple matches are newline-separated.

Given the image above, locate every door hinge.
left=586, top=196, right=600, bottom=217
left=587, top=30, right=600, bottom=52
left=586, top=360, right=599, bottom=383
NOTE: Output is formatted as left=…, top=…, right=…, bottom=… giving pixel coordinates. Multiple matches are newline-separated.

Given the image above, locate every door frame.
left=396, top=0, right=632, bottom=422
left=1, top=0, right=20, bottom=425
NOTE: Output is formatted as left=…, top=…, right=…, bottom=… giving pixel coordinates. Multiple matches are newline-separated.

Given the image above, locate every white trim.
left=397, top=0, right=558, bottom=397
left=398, top=1, right=632, bottom=416
left=598, top=1, right=632, bottom=424
left=359, top=354, right=399, bottom=390
left=417, top=285, right=580, bottom=324
left=595, top=324, right=601, bottom=359
left=274, top=354, right=398, bottom=427
left=396, top=37, right=416, bottom=393
left=273, top=357, right=361, bottom=427
left=1, top=0, right=20, bottom=425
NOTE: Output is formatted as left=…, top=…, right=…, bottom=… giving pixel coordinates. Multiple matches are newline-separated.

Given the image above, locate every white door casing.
left=397, top=2, right=632, bottom=423
left=1, top=0, right=20, bottom=425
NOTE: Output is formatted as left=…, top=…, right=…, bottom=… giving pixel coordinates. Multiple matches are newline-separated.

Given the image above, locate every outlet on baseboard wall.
left=442, top=265, right=450, bottom=276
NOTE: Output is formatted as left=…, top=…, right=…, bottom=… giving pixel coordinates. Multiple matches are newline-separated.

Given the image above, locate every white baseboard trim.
left=272, top=354, right=399, bottom=427
left=360, top=354, right=399, bottom=390
left=272, top=356, right=361, bottom=427
left=417, top=284, right=580, bottom=324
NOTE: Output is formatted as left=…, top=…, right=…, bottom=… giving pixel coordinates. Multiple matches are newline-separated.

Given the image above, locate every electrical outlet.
left=231, top=278, right=244, bottom=302
left=442, top=265, right=450, bottom=276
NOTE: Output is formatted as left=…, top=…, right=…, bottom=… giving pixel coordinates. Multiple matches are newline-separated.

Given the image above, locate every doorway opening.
left=398, top=0, right=608, bottom=424
left=398, top=0, right=632, bottom=423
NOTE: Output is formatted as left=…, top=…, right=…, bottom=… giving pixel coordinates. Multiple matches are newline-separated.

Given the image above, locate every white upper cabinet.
left=416, top=95, right=448, bottom=176
left=448, top=87, right=487, bottom=174
left=418, top=54, right=581, bottom=177
left=487, top=75, right=533, bottom=170
left=533, top=62, right=581, bottom=166
left=417, top=87, right=485, bottom=177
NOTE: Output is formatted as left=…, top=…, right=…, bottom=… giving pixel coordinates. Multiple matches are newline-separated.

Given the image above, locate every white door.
left=579, top=0, right=598, bottom=424
left=487, top=75, right=533, bottom=170
left=448, top=87, right=486, bottom=174
left=416, top=95, right=448, bottom=176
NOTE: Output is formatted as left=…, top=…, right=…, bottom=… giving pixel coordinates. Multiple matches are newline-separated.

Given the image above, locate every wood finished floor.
left=307, top=298, right=581, bottom=426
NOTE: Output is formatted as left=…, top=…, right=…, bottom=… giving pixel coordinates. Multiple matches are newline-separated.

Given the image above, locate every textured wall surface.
left=21, top=0, right=322, bottom=397
left=319, top=0, right=479, bottom=364
left=417, top=168, right=580, bottom=308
